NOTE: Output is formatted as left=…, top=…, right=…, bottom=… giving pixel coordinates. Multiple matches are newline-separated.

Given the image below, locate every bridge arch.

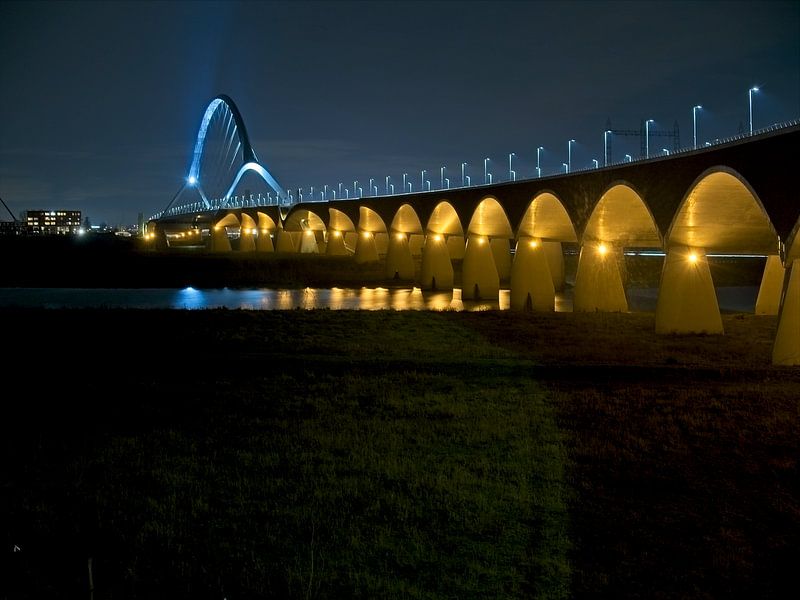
left=467, top=197, right=513, bottom=238
left=516, top=191, right=577, bottom=242
left=666, top=167, right=779, bottom=254
left=390, top=204, right=424, bottom=234
left=583, top=182, right=661, bottom=247
left=426, top=201, right=464, bottom=236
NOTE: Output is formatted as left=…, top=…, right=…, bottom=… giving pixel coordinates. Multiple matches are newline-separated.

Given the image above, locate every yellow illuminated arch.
left=583, top=183, right=660, bottom=247
left=329, top=208, right=356, bottom=232
left=467, top=197, right=513, bottom=238
left=358, top=206, right=388, bottom=233
left=667, top=168, right=779, bottom=254
left=390, top=204, right=424, bottom=234
left=283, top=209, right=326, bottom=231
left=517, top=191, right=578, bottom=241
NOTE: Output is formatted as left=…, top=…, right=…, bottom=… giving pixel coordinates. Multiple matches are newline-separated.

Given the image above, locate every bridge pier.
left=326, top=230, right=350, bottom=256
left=446, top=235, right=465, bottom=260
left=355, top=231, right=379, bottom=263
left=299, top=230, right=319, bottom=253
left=211, top=226, right=232, bottom=253
left=573, top=242, right=628, bottom=312
left=462, top=235, right=500, bottom=300
left=256, top=230, right=274, bottom=252
left=755, top=255, right=785, bottom=315
left=490, top=238, right=512, bottom=280
left=239, top=214, right=257, bottom=252
left=510, top=237, right=555, bottom=311
left=655, top=246, right=723, bottom=334
left=419, top=233, right=454, bottom=290
left=275, top=228, right=296, bottom=253
left=385, top=233, right=415, bottom=280
left=772, top=258, right=800, bottom=365
left=543, top=241, right=566, bottom=290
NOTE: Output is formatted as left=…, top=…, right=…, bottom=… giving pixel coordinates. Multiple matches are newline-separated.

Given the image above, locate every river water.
left=0, top=286, right=759, bottom=313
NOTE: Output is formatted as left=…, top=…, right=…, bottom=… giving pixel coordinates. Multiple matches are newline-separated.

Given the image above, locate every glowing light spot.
left=528, top=239, right=539, bottom=249
left=362, top=231, right=372, bottom=238
left=305, top=230, right=313, bottom=236
left=597, top=243, right=608, bottom=256
left=251, top=228, right=258, bottom=235
left=395, top=233, right=405, bottom=241
left=477, top=237, right=486, bottom=245
left=432, top=234, right=443, bottom=242
left=688, top=251, right=699, bottom=264
left=332, top=230, right=341, bottom=238
left=187, top=176, right=197, bottom=186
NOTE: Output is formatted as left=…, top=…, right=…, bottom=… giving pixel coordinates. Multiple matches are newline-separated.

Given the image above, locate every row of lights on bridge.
left=185, top=87, right=762, bottom=204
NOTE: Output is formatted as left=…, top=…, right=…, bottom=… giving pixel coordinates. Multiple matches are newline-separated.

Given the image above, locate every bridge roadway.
left=150, top=125, right=800, bottom=365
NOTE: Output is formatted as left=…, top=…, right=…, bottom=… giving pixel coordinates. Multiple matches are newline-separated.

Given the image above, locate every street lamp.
left=461, top=162, right=467, bottom=186
left=567, top=139, right=575, bottom=173
left=536, top=146, right=543, bottom=178
left=604, top=130, right=611, bottom=166
left=369, top=178, right=374, bottom=196
left=484, top=158, right=490, bottom=184
left=324, top=184, right=328, bottom=200
left=421, top=170, right=426, bottom=190
left=407, top=181, right=412, bottom=193
left=749, top=86, right=759, bottom=135
left=445, top=178, right=450, bottom=189
left=338, top=182, right=343, bottom=198
left=645, top=119, right=654, bottom=158
left=624, top=154, right=632, bottom=163
left=440, top=166, right=445, bottom=189
left=385, top=175, right=390, bottom=194
left=353, top=181, right=358, bottom=198
left=692, top=105, right=702, bottom=149
left=562, top=162, right=569, bottom=174
left=662, top=148, right=669, bottom=155
left=592, top=159, right=599, bottom=168
left=402, top=173, right=407, bottom=192
left=508, top=152, right=515, bottom=181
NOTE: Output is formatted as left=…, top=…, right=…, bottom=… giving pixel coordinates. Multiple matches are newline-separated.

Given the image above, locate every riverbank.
left=1, top=309, right=797, bottom=598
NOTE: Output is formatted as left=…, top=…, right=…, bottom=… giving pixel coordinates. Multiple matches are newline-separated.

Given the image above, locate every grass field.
left=1, top=308, right=797, bottom=599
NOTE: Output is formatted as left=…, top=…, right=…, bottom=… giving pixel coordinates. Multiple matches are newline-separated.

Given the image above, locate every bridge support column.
left=299, top=230, right=319, bottom=253
left=462, top=235, right=500, bottom=300
left=355, top=231, right=379, bottom=263
left=755, top=255, right=785, bottom=315
left=326, top=230, right=350, bottom=256
left=772, top=259, right=800, bottom=365
left=490, top=238, right=512, bottom=281
left=419, top=234, right=454, bottom=290
left=275, top=229, right=296, bottom=253
left=447, top=235, right=465, bottom=260
left=655, top=246, right=723, bottom=334
left=573, top=242, right=627, bottom=312
left=543, top=241, right=565, bottom=291
left=239, top=228, right=256, bottom=252
left=256, top=231, right=274, bottom=252
left=510, top=237, right=555, bottom=311
left=211, top=227, right=232, bottom=253
left=385, top=233, right=415, bottom=280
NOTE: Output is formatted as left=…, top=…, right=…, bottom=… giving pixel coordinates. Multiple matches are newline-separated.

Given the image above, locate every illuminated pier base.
left=239, top=215, right=256, bottom=252
left=510, top=238, right=555, bottom=311
left=655, top=246, right=723, bottom=334
left=772, top=259, right=800, bottom=365
left=256, top=231, right=274, bottom=252
left=419, top=234, right=454, bottom=290
left=210, top=227, right=232, bottom=253
left=385, top=234, right=415, bottom=280
left=326, top=231, right=350, bottom=256
left=755, top=255, right=785, bottom=315
left=573, top=243, right=627, bottom=312
left=275, top=229, right=296, bottom=253
left=490, top=238, right=512, bottom=280
left=462, top=235, right=500, bottom=300
left=544, top=241, right=565, bottom=290
left=355, top=232, right=379, bottom=263
left=299, top=230, right=319, bottom=253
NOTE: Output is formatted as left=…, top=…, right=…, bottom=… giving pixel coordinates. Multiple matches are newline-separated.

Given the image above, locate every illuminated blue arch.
left=186, top=95, right=285, bottom=208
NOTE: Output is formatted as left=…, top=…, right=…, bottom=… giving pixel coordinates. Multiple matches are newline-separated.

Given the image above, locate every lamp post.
left=604, top=130, right=611, bottom=166
left=421, top=170, right=426, bottom=190
left=440, top=166, right=445, bottom=189
left=324, top=184, right=328, bottom=200
left=445, top=178, right=450, bottom=189
left=484, top=158, right=490, bottom=184
left=567, top=139, right=575, bottom=173
left=385, top=176, right=390, bottom=194
left=402, top=173, right=407, bottom=193
left=562, top=162, right=569, bottom=174
left=749, top=86, right=759, bottom=135
left=508, top=152, right=515, bottom=181
left=354, top=181, right=358, bottom=198
left=645, top=119, right=654, bottom=158
left=624, top=154, right=632, bottom=163
left=692, top=105, right=702, bottom=149
left=407, top=181, right=412, bottom=193
left=662, top=148, right=670, bottom=155
left=536, top=146, right=543, bottom=178
left=592, top=159, right=599, bottom=168
left=369, top=178, right=374, bottom=196
left=338, top=182, right=343, bottom=198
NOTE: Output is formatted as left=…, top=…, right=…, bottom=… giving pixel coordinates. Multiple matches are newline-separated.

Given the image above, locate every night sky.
left=1, top=0, right=798, bottom=227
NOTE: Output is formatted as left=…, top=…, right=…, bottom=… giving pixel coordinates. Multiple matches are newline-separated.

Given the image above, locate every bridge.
left=148, top=95, right=800, bottom=365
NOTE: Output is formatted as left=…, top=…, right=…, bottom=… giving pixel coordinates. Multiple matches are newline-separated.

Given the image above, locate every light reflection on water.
left=0, top=286, right=758, bottom=313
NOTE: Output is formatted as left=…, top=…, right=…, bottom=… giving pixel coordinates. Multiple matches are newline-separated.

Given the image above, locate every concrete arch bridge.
left=151, top=124, right=800, bottom=365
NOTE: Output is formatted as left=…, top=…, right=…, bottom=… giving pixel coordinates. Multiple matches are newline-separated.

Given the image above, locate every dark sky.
left=1, top=0, right=798, bottom=227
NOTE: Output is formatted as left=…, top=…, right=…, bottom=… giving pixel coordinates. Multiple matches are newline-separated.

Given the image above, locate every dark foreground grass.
left=1, top=309, right=797, bottom=599
left=1, top=310, right=569, bottom=599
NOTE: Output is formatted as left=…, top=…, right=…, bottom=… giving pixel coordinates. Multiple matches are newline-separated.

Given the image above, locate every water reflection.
left=0, top=285, right=758, bottom=313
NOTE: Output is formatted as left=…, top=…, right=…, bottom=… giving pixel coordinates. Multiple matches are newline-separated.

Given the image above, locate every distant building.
left=25, top=210, right=82, bottom=235
left=0, top=221, right=25, bottom=236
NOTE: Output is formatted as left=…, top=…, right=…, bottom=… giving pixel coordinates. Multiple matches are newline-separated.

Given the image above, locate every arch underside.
left=583, top=184, right=661, bottom=247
